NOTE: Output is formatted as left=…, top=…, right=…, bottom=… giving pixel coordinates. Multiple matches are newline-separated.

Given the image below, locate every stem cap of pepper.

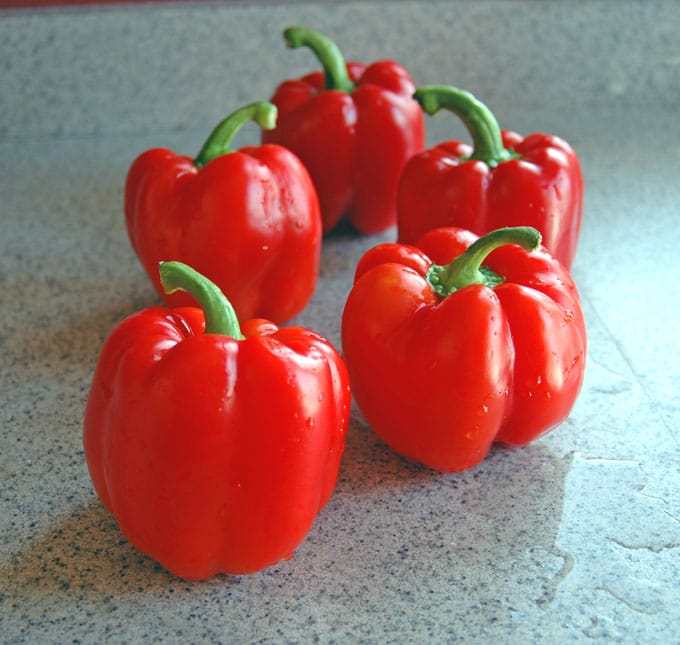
left=427, top=226, right=541, bottom=297
left=194, top=101, right=278, bottom=168
left=414, top=85, right=519, bottom=168
left=283, top=26, right=356, bottom=93
left=159, top=261, right=245, bottom=339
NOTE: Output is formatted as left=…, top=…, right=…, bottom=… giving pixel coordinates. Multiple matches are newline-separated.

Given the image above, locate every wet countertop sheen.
left=1, top=1, right=679, bottom=642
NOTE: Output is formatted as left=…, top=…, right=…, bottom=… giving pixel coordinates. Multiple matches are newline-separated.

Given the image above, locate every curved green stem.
left=427, top=227, right=541, bottom=297
left=284, top=26, right=355, bottom=93
left=159, top=261, right=244, bottom=338
left=194, top=101, right=277, bottom=168
left=414, top=85, right=519, bottom=168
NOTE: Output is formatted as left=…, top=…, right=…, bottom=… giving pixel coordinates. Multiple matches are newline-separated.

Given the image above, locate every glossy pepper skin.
left=262, top=26, right=425, bottom=234
left=397, top=86, right=583, bottom=269
left=125, top=101, right=321, bottom=324
left=342, top=226, right=586, bottom=472
left=83, top=262, right=350, bottom=580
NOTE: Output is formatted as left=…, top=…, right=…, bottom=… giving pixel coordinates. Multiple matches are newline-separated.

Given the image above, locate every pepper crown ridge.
left=427, top=226, right=542, bottom=297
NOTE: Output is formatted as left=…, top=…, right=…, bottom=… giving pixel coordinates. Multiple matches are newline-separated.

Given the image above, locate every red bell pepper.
left=342, top=226, right=586, bottom=472
left=262, top=26, right=425, bottom=234
left=397, top=86, right=583, bottom=269
left=125, top=101, right=321, bottom=324
left=83, top=261, right=350, bottom=579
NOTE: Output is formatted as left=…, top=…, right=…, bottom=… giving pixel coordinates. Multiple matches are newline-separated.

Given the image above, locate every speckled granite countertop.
left=1, top=1, right=679, bottom=642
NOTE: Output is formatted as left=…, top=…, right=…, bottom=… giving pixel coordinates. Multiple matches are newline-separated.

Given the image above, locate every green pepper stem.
left=193, top=101, right=277, bottom=168
left=159, top=261, right=244, bottom=338
left=414, top=85, right=518, bottom=168
left=284, top=26, right=355, bottom=93
left=428, top=227, right=541, bottom=296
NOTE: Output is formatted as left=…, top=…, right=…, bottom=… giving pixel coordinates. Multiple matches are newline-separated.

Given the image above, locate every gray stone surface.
left=1, top=1, right=679, bottom=643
